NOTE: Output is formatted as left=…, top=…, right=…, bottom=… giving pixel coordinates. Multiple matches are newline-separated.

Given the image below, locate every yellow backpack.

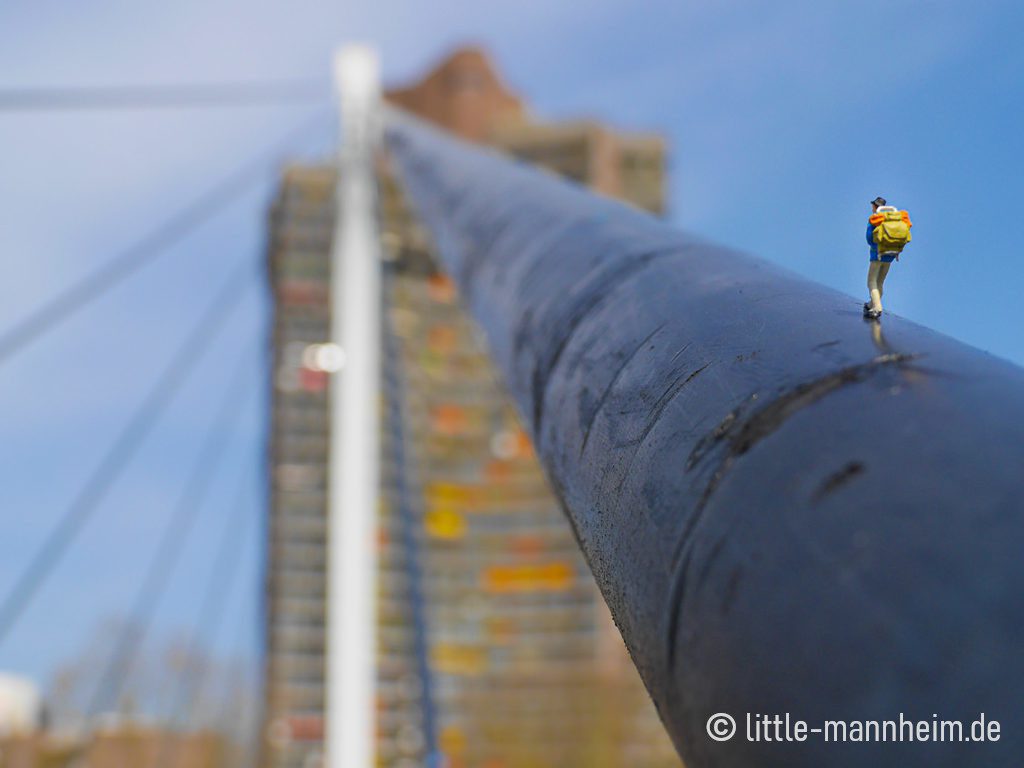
left=873, top=206, right=912, bottom=253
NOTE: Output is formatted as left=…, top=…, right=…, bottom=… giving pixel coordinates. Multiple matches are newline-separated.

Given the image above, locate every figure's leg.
left=876, top=262, right=891, bottom=307
left=867, top=261, right=883, bottom=313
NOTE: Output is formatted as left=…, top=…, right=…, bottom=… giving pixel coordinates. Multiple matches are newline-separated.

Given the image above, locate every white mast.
left=326, top=44, right=381, bottom=768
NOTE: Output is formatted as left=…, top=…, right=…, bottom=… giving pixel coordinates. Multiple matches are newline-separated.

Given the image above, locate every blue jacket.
left=867, top=221, right=898, bottom=263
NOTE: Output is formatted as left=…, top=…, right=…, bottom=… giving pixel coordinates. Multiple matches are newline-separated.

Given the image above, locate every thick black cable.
left=87, top=344, right=258, bottom=717
left=0, top=80, right=327, bottom=112
left=0, top=108, right=329, bottom=366
left=386, top=113, right=1024, bottom=766
left=0, top=260, right=251, bottom=645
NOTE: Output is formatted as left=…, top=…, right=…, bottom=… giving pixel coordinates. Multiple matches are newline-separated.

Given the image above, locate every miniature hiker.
left=864, top=196, right=912, bottom=319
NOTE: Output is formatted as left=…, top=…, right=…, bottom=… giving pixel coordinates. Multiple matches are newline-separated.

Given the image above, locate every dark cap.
left=871, top=196, right=887, bottom=207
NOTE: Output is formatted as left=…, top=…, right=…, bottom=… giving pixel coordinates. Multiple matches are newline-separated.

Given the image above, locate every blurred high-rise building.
left=262, top=48, right=675, bottom=768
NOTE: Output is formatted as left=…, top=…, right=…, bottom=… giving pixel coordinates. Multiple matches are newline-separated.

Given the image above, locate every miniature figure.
left=864, top=196, right=913, bottom=319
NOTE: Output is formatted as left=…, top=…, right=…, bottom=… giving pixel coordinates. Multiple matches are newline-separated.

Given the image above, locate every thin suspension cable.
left=152, top=454, right=258, bottom=768
left=88, top=345, right=258, bottom=717
left=0, top=108, right=329, bottom=367
left=0, top=261, right=252, bottom=645
left=211, top=527, right=264, bottom=768
left=381, top=264, right=442, bottom=766
left=0, top=80, right=327, bottom=112
left=227, top=303, right=273, bottom=768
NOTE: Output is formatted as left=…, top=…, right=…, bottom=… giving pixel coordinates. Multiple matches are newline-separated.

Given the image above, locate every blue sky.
left=1, top=0, right=1022, bottom=695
